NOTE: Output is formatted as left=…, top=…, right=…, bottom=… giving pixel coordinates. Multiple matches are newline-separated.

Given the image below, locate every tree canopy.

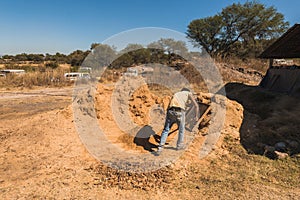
left=187, top=1, right=289, bottom=58
left=1, top=38, right=191, bottom=70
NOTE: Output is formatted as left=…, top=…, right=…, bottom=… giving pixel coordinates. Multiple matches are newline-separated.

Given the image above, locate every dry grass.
left=0, top=68, right=72, bottom=88
left=98, top=68, right=126, bottom=83
left=217, top=57, right=269, bottom=73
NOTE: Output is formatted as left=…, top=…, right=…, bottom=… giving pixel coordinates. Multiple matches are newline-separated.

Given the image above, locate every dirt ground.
left=0, top=67, right=300, bottom=199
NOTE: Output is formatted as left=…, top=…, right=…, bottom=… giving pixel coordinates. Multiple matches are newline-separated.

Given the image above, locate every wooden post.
left=269, top=58, right=274, bottom=68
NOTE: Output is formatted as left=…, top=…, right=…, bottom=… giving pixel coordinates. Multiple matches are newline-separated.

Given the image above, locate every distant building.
left=259, top=24, right=300, bottom=97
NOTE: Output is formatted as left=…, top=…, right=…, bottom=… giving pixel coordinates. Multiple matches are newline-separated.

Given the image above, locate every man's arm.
left=188, top=93, right=199, bottom=119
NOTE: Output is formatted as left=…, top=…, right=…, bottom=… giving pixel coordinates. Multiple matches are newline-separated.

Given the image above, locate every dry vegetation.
left=0, top=69, right=72, bottom=89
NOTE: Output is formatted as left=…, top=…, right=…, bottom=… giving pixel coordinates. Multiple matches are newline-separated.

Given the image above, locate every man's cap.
left=181, top=87, right=190, bottom=92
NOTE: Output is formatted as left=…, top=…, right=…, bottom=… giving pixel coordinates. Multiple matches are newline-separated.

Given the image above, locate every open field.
left=0, top=64, right=299, bottom=199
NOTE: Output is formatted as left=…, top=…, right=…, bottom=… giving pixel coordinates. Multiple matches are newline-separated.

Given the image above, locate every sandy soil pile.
left=91, top=81, right=247, bottom=188
left=94, top=80, right=208, bottom=153
left=94, top=82, right=171, bottom=152
left=128, top=85, right=170, bottom=126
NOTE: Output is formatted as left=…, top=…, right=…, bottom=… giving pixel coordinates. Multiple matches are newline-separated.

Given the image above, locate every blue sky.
left=0, top=0, right=299, bottom=55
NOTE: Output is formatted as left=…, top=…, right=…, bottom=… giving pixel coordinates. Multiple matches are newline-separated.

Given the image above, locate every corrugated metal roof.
left=259, top=24, right=300, bottom=59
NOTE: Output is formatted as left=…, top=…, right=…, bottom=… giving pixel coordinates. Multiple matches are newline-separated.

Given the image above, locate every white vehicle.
left=124, top=67, right=138, bottom=76
left=79, top=67, right=92, bottom=73
left=273, top=59, right=294, bottom=66
left=64, top=72, right=91, bottom=81
left=0, top=69, right=25, bottom=75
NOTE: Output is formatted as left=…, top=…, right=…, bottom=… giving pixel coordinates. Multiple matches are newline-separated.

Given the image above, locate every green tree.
left=147, top=41, right=167, bottom=63
left=90, top=43, right=100, bottom=50
left=147, top=39, right=188, bottom=64
left=14, top=53, right=28, bottom=61
left=186, top=15, right=224, bottom=56
left=84, top=44, right=116, bottom=68
left=120, top=44, right=151, bottom=65
left=110, top=53, right=134, bottom=68
left=157, top=38, right=189, bottom=64
left=187, top=1, right=289, bottom=58
left=68, top=50, right=90, bottom=66
left=27, top=54, right=44, bottom=62
left=120, top=43, right=144, bottom=54
left=45, top=52, right=69, bottom=63
left=157, top=38, right=188, bottom=56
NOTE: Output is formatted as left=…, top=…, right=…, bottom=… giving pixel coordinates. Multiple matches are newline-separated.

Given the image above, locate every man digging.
left=155, top=88, right=199, bottom=155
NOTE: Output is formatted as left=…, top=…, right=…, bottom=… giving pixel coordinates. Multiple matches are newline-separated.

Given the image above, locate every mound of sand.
left=95, top=81, right=171, bottom=152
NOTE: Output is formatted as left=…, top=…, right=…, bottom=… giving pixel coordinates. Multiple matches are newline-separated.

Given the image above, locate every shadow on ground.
left=133, top=125, right=158, bottom=152
left=133, top=125, right=180, bottom=152
left=225, top=82, right=300, bottom=156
